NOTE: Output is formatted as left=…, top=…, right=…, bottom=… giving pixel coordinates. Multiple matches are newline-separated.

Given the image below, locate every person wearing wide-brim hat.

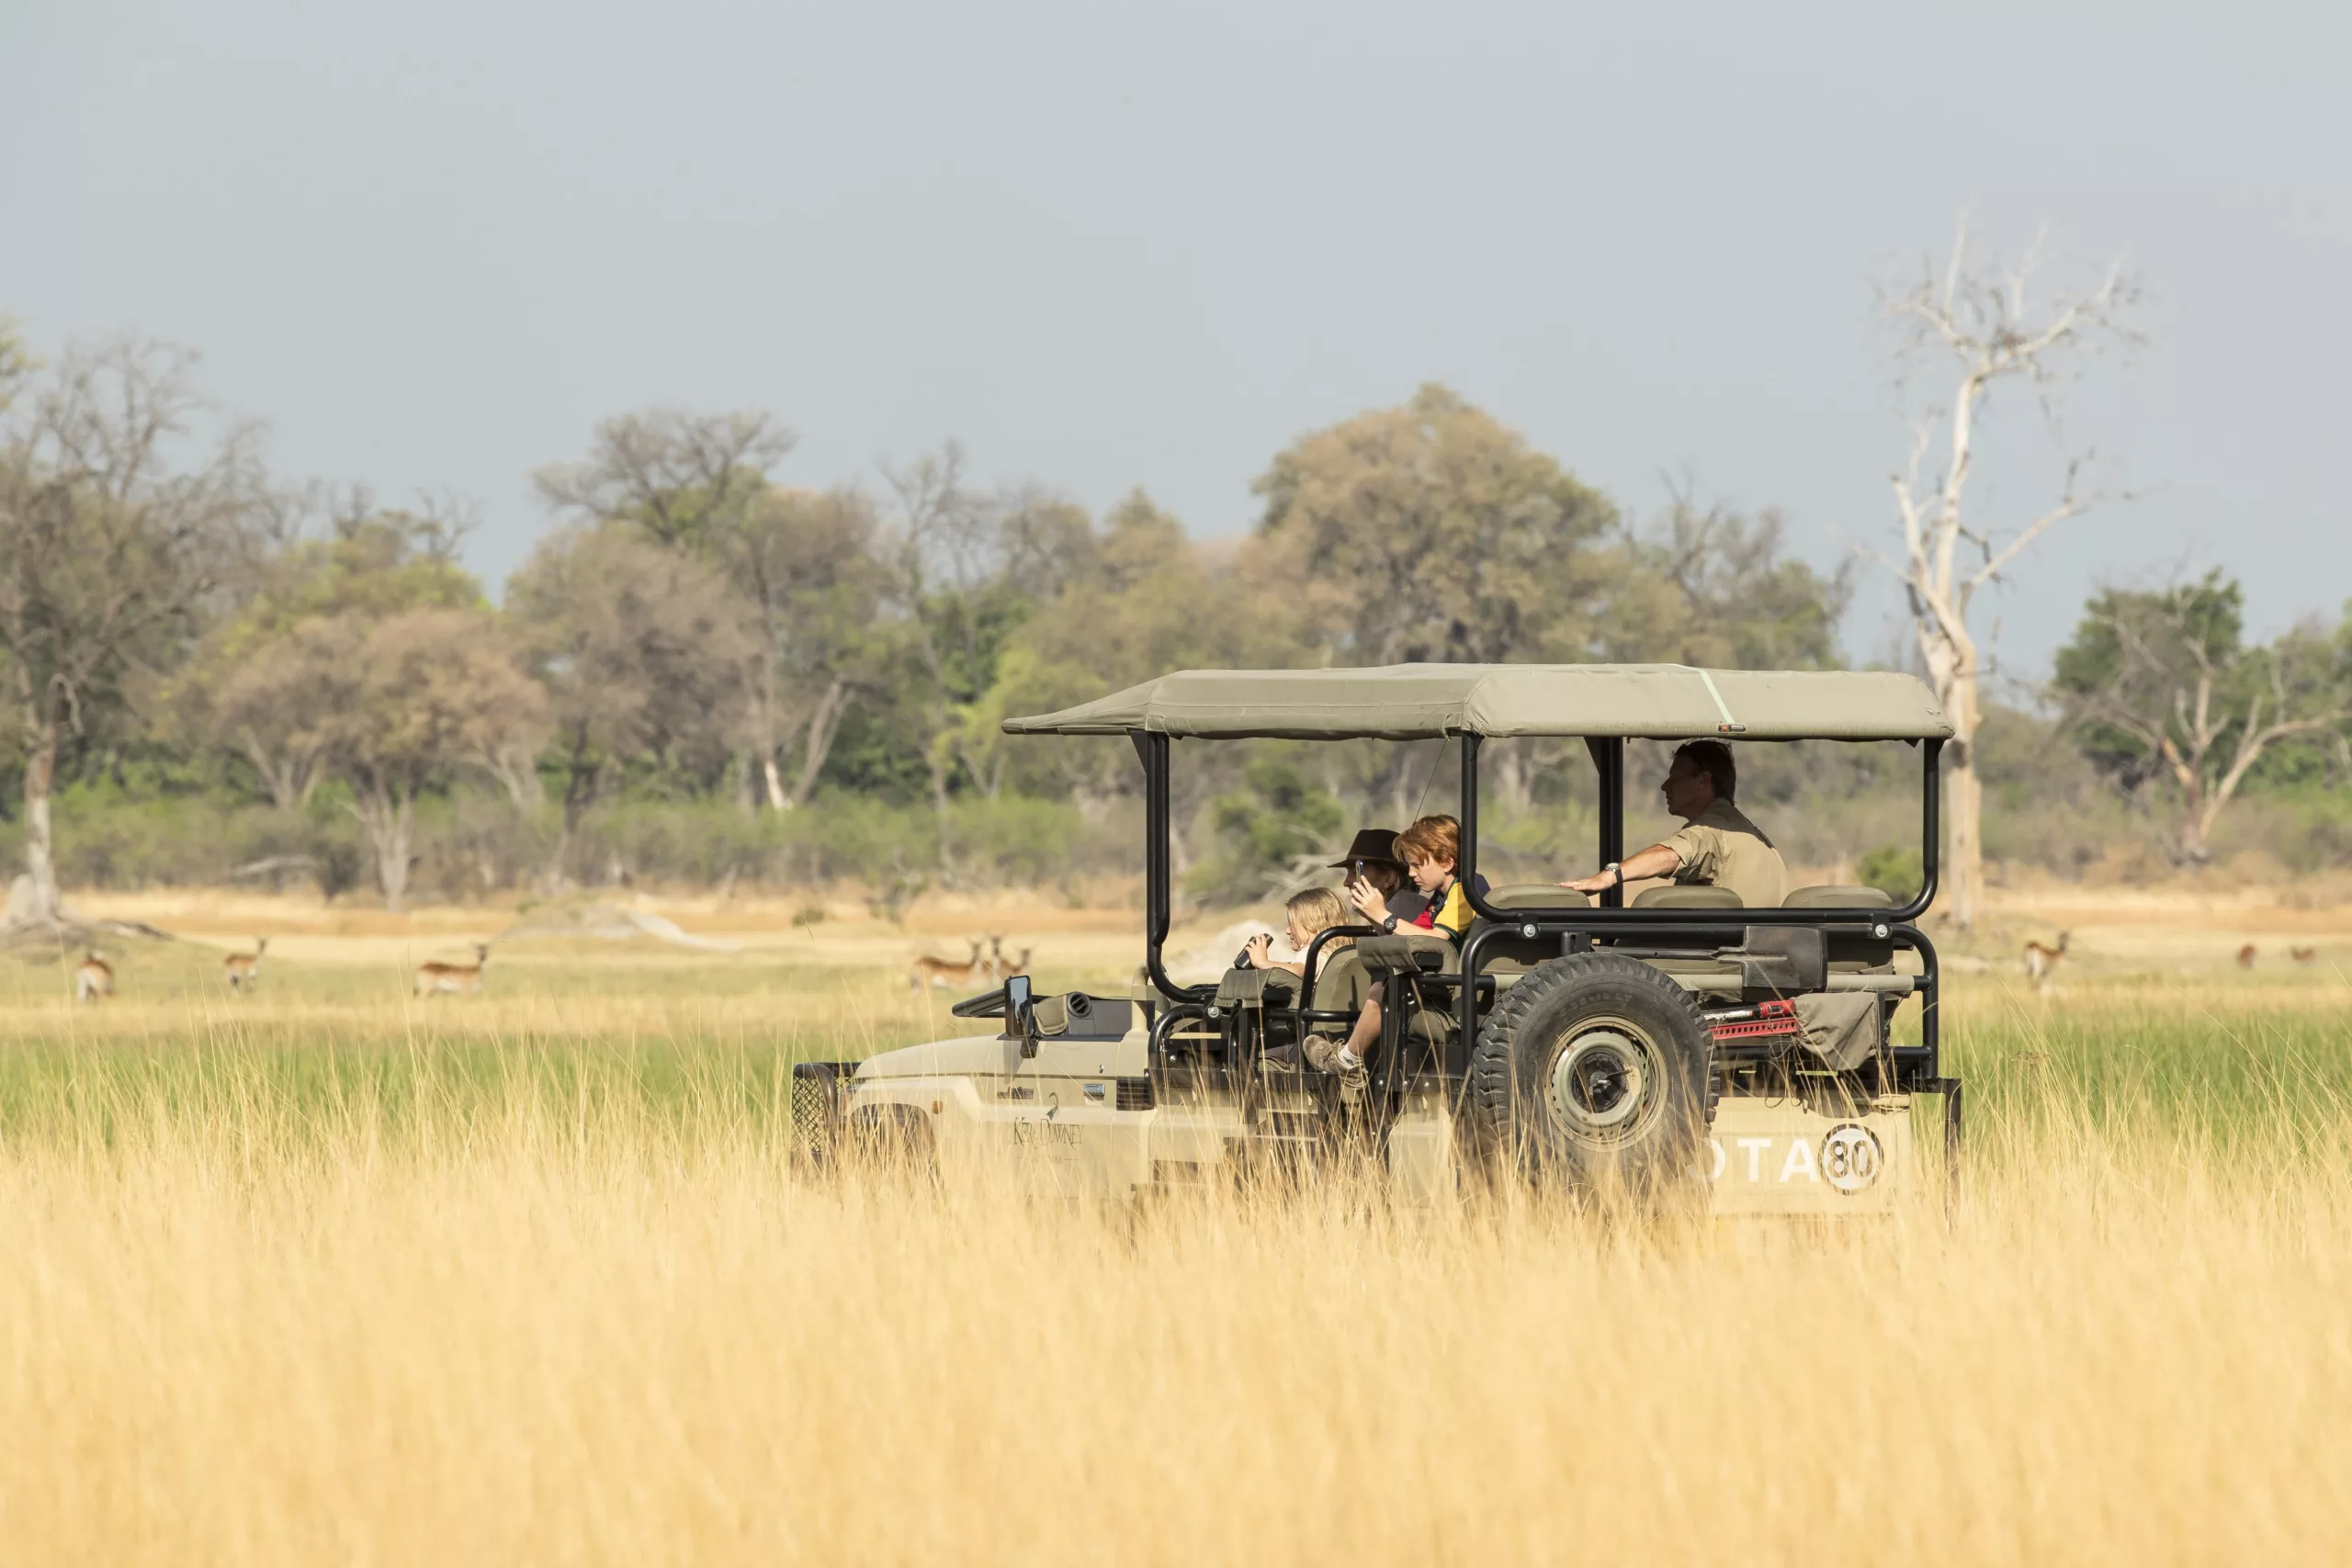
left=1329, top=829, right=1421, bottom=923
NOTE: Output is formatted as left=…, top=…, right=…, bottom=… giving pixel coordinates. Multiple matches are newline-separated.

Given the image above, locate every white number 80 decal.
left=1821, top=1123, right=1883, bottom=1195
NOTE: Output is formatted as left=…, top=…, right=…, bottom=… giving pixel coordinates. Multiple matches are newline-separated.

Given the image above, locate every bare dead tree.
left=1874, top=219, right=2138, bottom=928
left=0, top=323, right=27, bottom=405
left=0, top=336, right=272, bottom=919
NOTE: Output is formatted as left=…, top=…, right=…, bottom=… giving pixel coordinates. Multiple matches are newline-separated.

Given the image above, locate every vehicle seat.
left=1350, top=934, right=1462, bottom=1073
left=1466, top=886, right=1589, bottom=976
left=1632, top=884, right=1741, bottom=909
left=1781, top=885, right=1895, bottom=909
left=1781, top=886, right=1899, bottom=974
left=1213, top=966, right=1296, bottom=1008
left=1374, top=976, right=1458, bottom=1079
left=1487, top=884, right=1590, bottom=909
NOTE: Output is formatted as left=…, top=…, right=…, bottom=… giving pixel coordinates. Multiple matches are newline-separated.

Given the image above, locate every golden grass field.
left=2, top=886, right=2349, bottom=1564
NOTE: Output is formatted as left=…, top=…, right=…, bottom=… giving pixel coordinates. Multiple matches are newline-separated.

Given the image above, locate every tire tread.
left=1466, top=953, right=1711, bottom=1187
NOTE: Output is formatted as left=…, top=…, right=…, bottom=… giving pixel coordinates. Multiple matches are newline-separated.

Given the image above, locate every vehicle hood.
left=854, top=1034, right=1021, bottom=1079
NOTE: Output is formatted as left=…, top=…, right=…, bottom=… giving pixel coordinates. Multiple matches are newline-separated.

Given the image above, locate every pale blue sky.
left=5, top=0, right=2346, bottom=678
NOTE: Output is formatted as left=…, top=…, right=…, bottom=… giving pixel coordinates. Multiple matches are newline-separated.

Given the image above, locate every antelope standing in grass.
left=414, top=943, right=490, bottom=998
left=74, top=951, right=114, bottom=1004
left=910, top=940, right=984, bottom=993
left=224, top=937, right=268, bottom=992
left=2237, top=943, right=2258, bottom=970
left=2022, top=931, right=2070, bottom=987
left=979, top=941, right=1033, bottom=983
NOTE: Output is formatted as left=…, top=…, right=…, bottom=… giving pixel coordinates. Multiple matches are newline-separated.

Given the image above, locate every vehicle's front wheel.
left=1467, top=954, right=1710, bottom=1194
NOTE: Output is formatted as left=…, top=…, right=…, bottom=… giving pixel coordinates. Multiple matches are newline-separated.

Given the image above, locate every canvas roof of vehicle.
left=999, top=663, right=1953, bottom=742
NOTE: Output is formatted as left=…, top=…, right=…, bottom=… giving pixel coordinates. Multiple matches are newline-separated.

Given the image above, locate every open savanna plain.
left=3, top=887, right=2350, bottom=1565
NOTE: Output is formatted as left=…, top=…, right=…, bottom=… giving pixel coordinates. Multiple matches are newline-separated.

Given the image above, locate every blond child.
left=1245, top=886, right=1377, bottom=1074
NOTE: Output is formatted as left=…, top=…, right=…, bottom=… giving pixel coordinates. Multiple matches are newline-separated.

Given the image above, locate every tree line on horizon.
left=2, top=318, right=2347, bottom=917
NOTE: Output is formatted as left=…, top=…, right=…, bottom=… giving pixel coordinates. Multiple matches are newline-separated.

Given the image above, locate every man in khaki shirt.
left=1561, top=740, right=1786, bottom=908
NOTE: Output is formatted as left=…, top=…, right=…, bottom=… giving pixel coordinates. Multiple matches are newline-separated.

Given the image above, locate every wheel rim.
left=1545, top=1020, right=1666, bottom=1148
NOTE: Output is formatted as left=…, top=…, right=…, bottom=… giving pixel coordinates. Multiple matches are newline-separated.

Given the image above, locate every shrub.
left=1857, top=844, right=1924, bottom=901
left=1187, top=761, right=1343, bottom=904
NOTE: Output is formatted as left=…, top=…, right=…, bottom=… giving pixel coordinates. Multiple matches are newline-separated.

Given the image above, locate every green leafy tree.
left=536, top=408, right=908, bottom=813
left=1633, top=493, right=1849, bottom=670
left=708, top=485, right=889, bottom=809
left=2054, top=571, right=2347, bottom=863
left=1255, top=383, right=1624, bottom=669
left=0, top=335, right=272, bottom=919
left=506, top=524, right=761, bottom=877
left=319, top=608, right=547, bottom=910
left=876, top=446, right=1083, bottom=859
left=978, top=491, right=1307, bottom=822
left=1256, top=384, right=1642, bottom=814
left=172, top=502, right=486, bottom=810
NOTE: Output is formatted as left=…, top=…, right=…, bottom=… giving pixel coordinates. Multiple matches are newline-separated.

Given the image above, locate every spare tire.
left=1468, top=953, right=1710, bottom=1193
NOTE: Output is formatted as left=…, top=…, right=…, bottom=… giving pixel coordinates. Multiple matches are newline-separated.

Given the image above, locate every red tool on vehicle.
left=1703, top=998, right=1803, bottom=1043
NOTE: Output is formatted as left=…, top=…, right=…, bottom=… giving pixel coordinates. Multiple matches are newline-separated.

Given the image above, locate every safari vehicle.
left=796, top=664, right=1962, bottom=1213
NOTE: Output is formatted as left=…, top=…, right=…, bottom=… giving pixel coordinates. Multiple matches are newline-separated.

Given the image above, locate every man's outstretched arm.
left=1562, top=842, right=1683, bottom=896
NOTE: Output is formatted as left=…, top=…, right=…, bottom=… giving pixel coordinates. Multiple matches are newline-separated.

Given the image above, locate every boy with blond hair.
left=1346, top=813, right=1483, bottom=944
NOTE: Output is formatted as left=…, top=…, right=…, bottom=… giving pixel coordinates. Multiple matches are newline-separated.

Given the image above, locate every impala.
left=909, top=940, right=984, bottom=993
left=225, top=937, right=268, bottom=992
left=978, top=940, right=1032, bottom=983
left=2021, top=931, right=2069, bottom=987
left=74, top=951, right=114, bottom=1004
left=415, top=942, right=490, bottom=998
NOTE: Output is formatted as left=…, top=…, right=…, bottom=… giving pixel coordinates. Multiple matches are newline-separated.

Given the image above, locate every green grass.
left=0, top=982, right=2337, bottom=1164
left=0, top=1035, right=812, bottom=1157
left=1947, top=998, right=2352, bottom=1167
left=0, top=939, right=987, bottom=1154
left=2, top=928, right=2343, bottom=1178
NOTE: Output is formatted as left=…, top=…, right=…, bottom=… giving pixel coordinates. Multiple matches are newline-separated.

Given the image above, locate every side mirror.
left=1005, top=975, right=1038, bottom=1057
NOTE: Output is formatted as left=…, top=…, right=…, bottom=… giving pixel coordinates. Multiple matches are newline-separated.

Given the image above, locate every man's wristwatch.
left=1606, top=862, right=1623, bottom=887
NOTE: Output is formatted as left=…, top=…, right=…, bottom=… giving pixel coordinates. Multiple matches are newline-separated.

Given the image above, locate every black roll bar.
left=1132, top=723, right=1949, bottom=1079
left=1148, top=999, right=1210, bottom=1061
left=1896, top=921, right=1942, bottom=1082
left=1583, top=736, right=1626, bottom=908
left=1298, top=921, right=1382, bottom=1006
left=1132, top=729, right=1212, bottom=1005
left=1458, top=734, right=1945, bottom=928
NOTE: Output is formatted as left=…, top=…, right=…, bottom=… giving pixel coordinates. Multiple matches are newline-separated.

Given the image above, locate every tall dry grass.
left=2, top=972, right=2348, bottom=1564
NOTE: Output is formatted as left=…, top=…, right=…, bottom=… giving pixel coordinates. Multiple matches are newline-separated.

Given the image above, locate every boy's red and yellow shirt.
left=1413, top=880, right=1473, bottom=942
